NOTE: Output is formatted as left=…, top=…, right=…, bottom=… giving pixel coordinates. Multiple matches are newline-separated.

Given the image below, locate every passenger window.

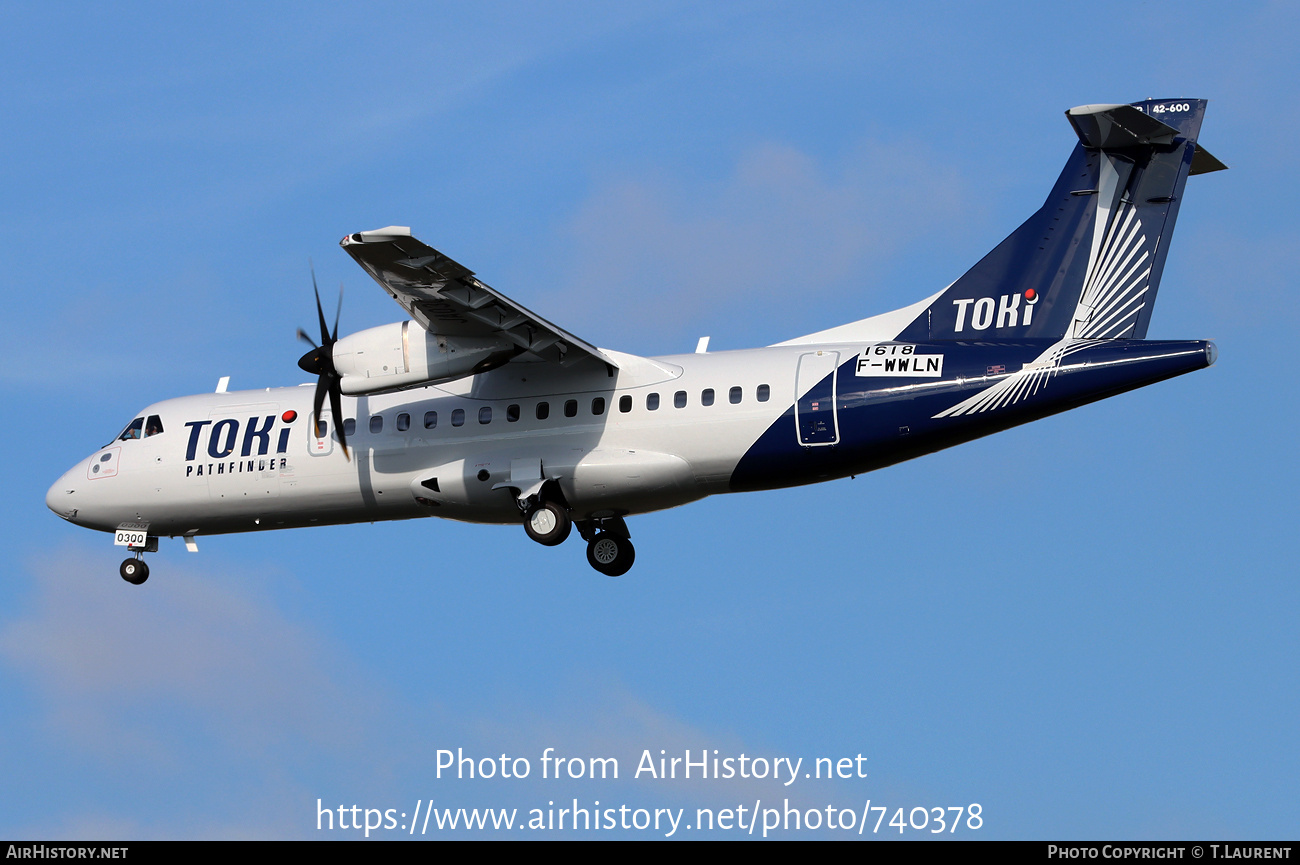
left=118, top=418, right=144, bottom=441
left=592, top=397, right=606, bottom=416
left=424, top=411, right=438, bottom=429
left=397, top=412, right=410, bottom=432
left=507, top=404, right=520, bottom=422
left=564, top=399, right=577, bottom=418
left=451, top=409, right=465, bottom=427
left=619, top=395, right=632, bottom=413
left=757, top=384, right=770, bottom=402
left=674, top=391, right=687, bottom=408
left=647, top=393, right=660, bottom=411
left=479, top=406, right=492, bottom=424
left=370, top=415, right=383, bottom=434
left=729, top=386, right=742, bottom=404
left=702, top=388, right=715, bottom=406
left=536, top=402, right=550, bottom=420
left=145, top=415, right=164, bottom=437
left=316, top=420, right=329, bottom=438
left=344, top=418, right=356, bottom=436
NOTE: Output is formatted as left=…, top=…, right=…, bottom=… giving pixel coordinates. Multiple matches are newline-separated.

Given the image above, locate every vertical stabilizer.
left=896, top=99, right=1222, bottom=343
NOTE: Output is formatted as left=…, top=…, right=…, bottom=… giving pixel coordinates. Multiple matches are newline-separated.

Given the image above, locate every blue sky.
left=2, top=1, right=1297, bottom=839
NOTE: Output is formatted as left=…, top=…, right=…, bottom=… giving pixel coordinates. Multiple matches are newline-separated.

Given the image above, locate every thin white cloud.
left=0, top=551, right=407, bottom=838
left=0, top=554, right=902, bottom=838
left=0, top=553, right=376, bottom=759
left=453, top=678, right=891, bottom=834
left=554, top=137, right=970, bottom=346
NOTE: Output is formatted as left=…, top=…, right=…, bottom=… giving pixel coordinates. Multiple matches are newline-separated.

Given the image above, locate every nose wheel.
left=119, top=556, right=150, bottom=585
left=586, top=533, right=635, bottom=577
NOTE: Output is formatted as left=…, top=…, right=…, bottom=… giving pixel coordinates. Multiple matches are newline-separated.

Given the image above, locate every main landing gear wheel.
left=120, top=558, right=150, bottom=585
left=586, top=533, right=635, bottom=577
left=523, top=501, right=572, bottom=546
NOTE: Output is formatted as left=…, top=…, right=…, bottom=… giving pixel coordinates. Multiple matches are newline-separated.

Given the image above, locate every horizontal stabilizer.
left=1067, top=103, right=1179, bottom=149
left=355, top=225, right=412, bottom=240
left=1190, top=144, right=1228, bottom=175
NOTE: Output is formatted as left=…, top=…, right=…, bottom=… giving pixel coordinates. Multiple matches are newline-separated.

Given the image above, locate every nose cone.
left=46, top=465, right=83, bottom=521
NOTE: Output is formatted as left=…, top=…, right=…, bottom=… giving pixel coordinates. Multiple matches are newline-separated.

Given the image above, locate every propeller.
left=296, top=265, right=350, bottom=461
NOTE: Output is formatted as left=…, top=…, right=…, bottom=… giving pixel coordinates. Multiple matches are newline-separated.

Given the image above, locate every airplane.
left=46, top=99, right=1226, bottom=583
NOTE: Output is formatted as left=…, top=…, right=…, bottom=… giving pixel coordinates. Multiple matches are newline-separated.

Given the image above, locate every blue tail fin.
left=897, top=99, right=1224, bottom=343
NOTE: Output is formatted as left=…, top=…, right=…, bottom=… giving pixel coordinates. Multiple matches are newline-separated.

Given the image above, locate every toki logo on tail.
left=950, top=290, right=1041, bottom=332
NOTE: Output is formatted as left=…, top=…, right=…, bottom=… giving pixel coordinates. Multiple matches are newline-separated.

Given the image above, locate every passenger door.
left=795, top=351, right=840, bottom=446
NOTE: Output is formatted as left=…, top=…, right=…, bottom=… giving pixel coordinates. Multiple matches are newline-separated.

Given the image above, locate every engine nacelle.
left=332, top=321, right=518, bottom=395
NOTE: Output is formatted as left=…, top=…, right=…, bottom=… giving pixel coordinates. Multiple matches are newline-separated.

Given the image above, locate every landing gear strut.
left=119, top=555, right=149, bottom=585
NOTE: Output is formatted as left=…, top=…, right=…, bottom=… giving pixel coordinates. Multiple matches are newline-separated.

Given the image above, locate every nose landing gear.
left=113, top=526, right=157, bottom=585
left=119, top=555, right=150, bottom=585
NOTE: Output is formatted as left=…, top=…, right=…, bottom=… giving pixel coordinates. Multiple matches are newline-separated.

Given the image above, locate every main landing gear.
left=519, top=497, right=636, bottom=576
left=585, top=532, right=635, bottom=577
left=575, top=515, right=635, bottom=577
left=523, top=500, right=572, bottom=546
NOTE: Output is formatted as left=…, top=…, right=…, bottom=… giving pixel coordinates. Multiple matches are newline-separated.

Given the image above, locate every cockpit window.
left=144, top=415, right=164, bottom=437
left=117, top=418, right=144, bottom=441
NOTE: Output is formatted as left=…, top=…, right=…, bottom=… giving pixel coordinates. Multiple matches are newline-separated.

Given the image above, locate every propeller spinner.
left=296, top=267, right=350, bottom=461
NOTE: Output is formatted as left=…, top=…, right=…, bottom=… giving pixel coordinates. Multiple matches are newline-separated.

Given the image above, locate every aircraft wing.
left=340, top=226, right=617, bottom=369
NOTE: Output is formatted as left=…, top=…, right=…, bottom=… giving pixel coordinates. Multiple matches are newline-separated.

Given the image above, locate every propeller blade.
left=328, top=378, right=350, bottom=462
left=312, top=375, right=329, bottom=439
left=311, top=262, right=331, bottom=348
left=332, top=283, right=343, bottom=343
left=298, top=262, right=348, bottom=461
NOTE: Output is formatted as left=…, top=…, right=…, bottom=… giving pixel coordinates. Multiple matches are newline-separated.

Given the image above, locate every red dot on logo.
left=1025, top=289, right=1037, bottom=301
left=282, top=410, right=297, bottom=423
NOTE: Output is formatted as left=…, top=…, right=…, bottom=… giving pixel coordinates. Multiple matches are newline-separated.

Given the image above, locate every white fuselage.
left=47, top=344, right=816, bottom=539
